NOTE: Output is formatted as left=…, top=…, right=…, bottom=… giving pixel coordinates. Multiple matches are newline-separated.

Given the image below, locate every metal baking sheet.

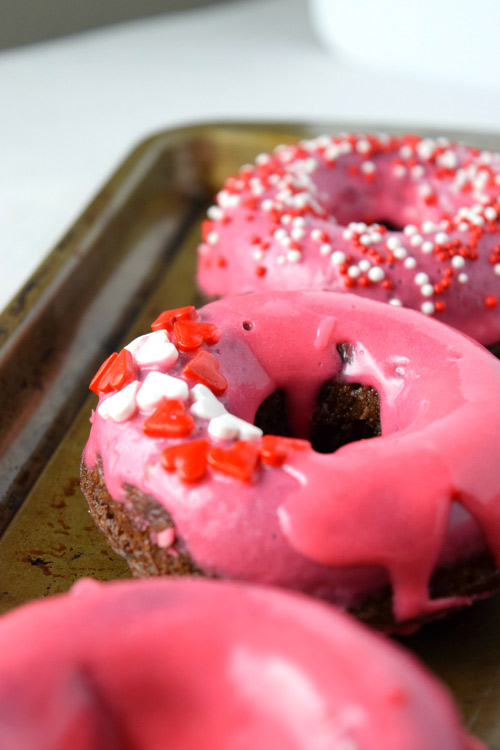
left=0, top=122, right=499, bottom=748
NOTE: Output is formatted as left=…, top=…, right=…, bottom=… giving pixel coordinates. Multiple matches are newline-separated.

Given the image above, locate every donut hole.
left=254, top=382, right=381, bottom=455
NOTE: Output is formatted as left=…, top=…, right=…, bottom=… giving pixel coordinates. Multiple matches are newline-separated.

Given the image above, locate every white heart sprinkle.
left=190, top=384, right=227, bottom=420
left=98, top=381, right=140, bottom=422
left=137, top=372, right=188, bottom=411
left=208, top=413, right=263, bottom=442
left=134, top=331, right=178, bottom=368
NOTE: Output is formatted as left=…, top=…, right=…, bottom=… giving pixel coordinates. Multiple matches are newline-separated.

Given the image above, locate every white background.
left=1, top=0, right=500, bottom=310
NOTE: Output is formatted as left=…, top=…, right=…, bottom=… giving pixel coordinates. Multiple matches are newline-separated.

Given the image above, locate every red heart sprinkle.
left=183, top=351, right=227, bottom=396
left=89, top=352, right=118, bottom=393
left=92, top=350, right=136, bottom=393
left=143, top=399, right=194, bottom=438
left=173, top=320, right=222, bottom=351
left=260, top=435, right=310, bottom=466
left=161, top=439, right=209, bottom=482
left=207, top=440, right=260, bottom=481
left=151, top=306, right=196, bottom=333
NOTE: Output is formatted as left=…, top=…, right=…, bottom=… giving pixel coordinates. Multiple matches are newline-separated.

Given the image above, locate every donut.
left=0, top=577, right=483, bottom=750
left=81, top=291, right=500, bottom=629
left=197, top=133, right=500, bottom=348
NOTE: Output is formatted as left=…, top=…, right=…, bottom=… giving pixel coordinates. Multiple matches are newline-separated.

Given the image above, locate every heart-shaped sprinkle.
left=161, top=438, right=209, bottom=482
left=133, top=331, right=179, bottom=368
left=137, top=372, right=189, bottom=411
left=98, top=381, right=139, bottom=422
left=260, top=435, right=311, bottom=466
left=151, top=306, right=196, bottom=333
left=92, top=349, right=136, bottom=393
left=183, top=351, right=228, bottom=396
left=190, top=384, right=227, bottom=420
left=143, top=399, right=194, bottom=438
left=207, top=441, right=260, bottom=481
left=208, top=413, right=263, bottom=442
left=173, top=320, right=222, bottom=351
left=89, top=352, right=118, bottom=393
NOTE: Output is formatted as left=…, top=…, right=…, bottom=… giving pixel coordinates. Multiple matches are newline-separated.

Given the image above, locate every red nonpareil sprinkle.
left=173, top=320, right=222, bottom=352
left=161, top=439, right=209, bottom=482
left=485, top=295, right=498, bottom=308
left=183, top=351, right=228, bottom=396
left=434, top=300, right=446, bottom=312
left=91, top=349, right=136, bottom=393
left=151, top=306, right=196, bottom=333
left=143, top=399, right=194, bottom=438
left=207, top=440, right=260, bottom=481
left=260, top=435, right=310, bottom=467
left=255, top=266, right=267, bottom=277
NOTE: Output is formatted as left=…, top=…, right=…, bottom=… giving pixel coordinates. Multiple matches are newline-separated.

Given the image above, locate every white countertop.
left=2, top=0, right=500, bottom=311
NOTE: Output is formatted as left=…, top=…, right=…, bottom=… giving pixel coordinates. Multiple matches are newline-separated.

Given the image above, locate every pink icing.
left=0, top=578, right=482, bottom=749
left=84, top=291, right=500, bottom=624
left=197, top=133, right=500, bottom=346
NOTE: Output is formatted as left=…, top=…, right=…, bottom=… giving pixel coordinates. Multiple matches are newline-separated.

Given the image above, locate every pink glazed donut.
left=0, top=578, right=484, bottom=750
left=197, top=133, right=500, bottom=347
left=81, top=291, right=500, bottom=628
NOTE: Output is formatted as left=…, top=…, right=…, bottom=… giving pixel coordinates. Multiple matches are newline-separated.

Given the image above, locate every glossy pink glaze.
left=0, top=578, right=482, bottom=749
left=197, top=133, right=500, bottom=345
left=84, top=292, right=500, bottom=623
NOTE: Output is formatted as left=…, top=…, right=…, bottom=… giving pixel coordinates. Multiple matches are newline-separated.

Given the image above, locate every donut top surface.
left=84, top=291, right=500, bottom=623
left=197, top=133, right=500, bottom=345
left=0, top=578, right=482, bottom=750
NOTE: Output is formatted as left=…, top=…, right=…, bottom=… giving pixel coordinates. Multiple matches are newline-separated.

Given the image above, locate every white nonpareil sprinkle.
left=287, top=249, right=302, bottom=264
left=485, top=207, right=498, bottom=221
left=415, top=272, right=429, bottom=286
left=386, top=237, right=401, bottom=250
left=458, top=273, right=469, bottom=283
left=394, top=247, right=408, bottom=260
left=320, top=243, right=332, bottom=255
left=331, top=250, right=347, bottom=265
left=421, top=301, right=435, bottom=315
left=404, top=225, right=417, bottom=236
left=358, top=259, right=371, bottom=272
left=404, top=257, right=417, bottom=269
left=368, top=266, right=385, bottom=282
left=261, top=199, right=274, bottom=211
left=435, top=232, right=449, bottom=245
left=421, top=283, right=434, bottom=297
left=410, top=234, right=423, bottom=247
left=206, top=232, right=219, bottom=245
left=393, top=164, right=407, bottom=178
left=421, top=241, right=434, bottom=254
left=389, top=298, right=403, bottom=306
left=361, top=161, right=375, bottom=174
left=207, top=206, right=223, bottom=221
left=291, top=227, right=305, bottom=240
left=421, top=221, right=438, bottom=234
left=311, top=229, right=324, bottom=242
left=348, top=265, right=361, bottom=278
left=451, top=255, right=466, bottom=269
left=98, top=381, right=140, bottom=423
left=253, top=249, right=264, bottom=261
left=277, top=255, right=286, bottom=265
left=356, top=138, right=371, bottom=154
left=136, top=372, right=188, bottom=411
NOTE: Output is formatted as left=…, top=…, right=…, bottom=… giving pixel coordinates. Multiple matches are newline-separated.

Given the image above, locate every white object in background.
left=309, top=0, right=500, bottom=90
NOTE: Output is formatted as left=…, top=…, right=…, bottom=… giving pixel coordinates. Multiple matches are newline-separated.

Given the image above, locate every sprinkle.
left=421, top=241, right=434, bottom=254
left=451, top=256, right=466, bottom=269
left=394, top=247, right=408, bottom=259
left=253, top=249, right=264, bottom=261
left=485, top=207, right=498, bottom=221
left=358, top=259, right=371, bottom=272
left=348, top=265, right=361, bottom=278
left=494, top=264, right=500, bottom=275
left=393, top=164, right=407, bottom=178
left=435, top=232, right=449, bottom=245
left=421, top=284, right=434, bottom=297
left=98, top=381, right=140, bottom=422
left=410, top=234, right=423, bottom=247
left=368, top=266, right=385, bottom=282
left=389, top=298, right=403, bottom=306
left=415, top=272, right=429, bottom=286
left=386, top=237, right=401, bottom=250
left=404, top=257, right=417, bottom=268
left=207, top=206, right=223, bottom=220
left=137, top=372, right=189, bottom=411
left=190, top=384, right=227, bottom=420
left=134, top=332, right=179, bottom=369
left=291, top=227, right=305, bottom=240
left=311, top=229, right=324, bottom=242
left=208, top=413, right=263, bottom=442
left=421, top=302, right=435, bottom=315
left=319, top=243, right=332, bottom=255
left=458, top=273, right=469, bottom=283
left=206, top=232, right=219, bottom=245
left=287, top=249, right=302, bottom=263
left=404, top=225, right=417, bottom=236
left=361, top=161, right=375, bottom=174
left=331, top=250, right=347, bottom=265
left=485, top=295, right=498, bottom=308
left=356, top=138, right=371, bottom=154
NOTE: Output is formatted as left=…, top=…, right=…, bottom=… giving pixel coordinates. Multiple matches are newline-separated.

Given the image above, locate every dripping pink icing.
left=84, top=291, right=500, bottom=623
left=197, top=133, right=500, bottom=346
left=0, top=578, right=483, bottom=749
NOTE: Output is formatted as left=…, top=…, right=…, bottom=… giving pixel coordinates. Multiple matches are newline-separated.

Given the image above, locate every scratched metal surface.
left=0, top=122, right=499, bottom=748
